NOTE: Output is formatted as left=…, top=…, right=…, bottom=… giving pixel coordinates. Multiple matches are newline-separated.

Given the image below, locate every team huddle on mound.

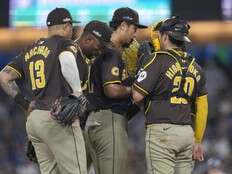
left=0, top=6, right=208, bottom=174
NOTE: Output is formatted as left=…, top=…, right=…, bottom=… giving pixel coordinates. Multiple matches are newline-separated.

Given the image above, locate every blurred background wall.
left=0, top=0, right=232, bottom=174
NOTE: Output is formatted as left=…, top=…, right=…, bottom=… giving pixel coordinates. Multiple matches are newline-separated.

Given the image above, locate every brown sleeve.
left=101, top=49, right=123, bottom=86
left=133, top=53, right=162, bottom=96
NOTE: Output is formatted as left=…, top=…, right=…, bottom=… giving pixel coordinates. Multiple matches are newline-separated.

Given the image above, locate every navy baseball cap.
left=46, top=8, right=80, bottom=26
left=110, top=7, right=147, bottom=28
left=84, top=20, right=112, bottom=47
left=158, top=16, right=191, bottom=42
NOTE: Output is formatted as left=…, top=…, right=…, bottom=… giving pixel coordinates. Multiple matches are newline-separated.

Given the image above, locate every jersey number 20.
left=29, top=60, right=46, bottom=90
left=170, top=76, right=195, bottom=104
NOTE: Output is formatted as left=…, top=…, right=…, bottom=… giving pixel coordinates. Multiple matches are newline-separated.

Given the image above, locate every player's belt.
left=88, top=103, right=127, bottom=115
left=90, top=107, right=126, bottom=115
left=33, top=100, right=50, bottom=111
left=145, top=121, right=190, bottom=126
left=111, top=108, right=127, bottom=115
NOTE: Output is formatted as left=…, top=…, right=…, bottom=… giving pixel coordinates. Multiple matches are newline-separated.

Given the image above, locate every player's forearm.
left=132, top=89, right=145, bottom=105
left=59, top=51, right=82, bottom=96
left=104, top=84, right=131, bottom=98
left=0, top=79, right=19, bottom=98
left=194, top=95, right=208, bottom=143
left=0, top=67, right=20, bottom=98
left=0, top=80, right=29, bottom=109
left=0, top=67, right=30, bottom=110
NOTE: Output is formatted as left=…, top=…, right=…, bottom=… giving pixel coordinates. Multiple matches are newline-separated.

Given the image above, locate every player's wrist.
left=126, top=86, right=133, bottom=98
left=126, top=86, right=132, bottom=93
left=72, top=91, right=83, bottom=97
left=14, top=93, right=30, bottom=110
left=194, top=136, right=202, bottom=144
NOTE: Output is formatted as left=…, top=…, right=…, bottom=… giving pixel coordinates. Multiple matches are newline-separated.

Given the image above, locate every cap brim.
left=135, top=23, right=148, bottom=29
left=182, top=36, right=191, bottom=42
left=175, top=35, right=191, bottom=42
left=168, top=32, right=191, bottom=42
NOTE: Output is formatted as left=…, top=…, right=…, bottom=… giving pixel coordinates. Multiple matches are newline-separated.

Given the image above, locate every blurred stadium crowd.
left=0, top=42, right=232, bottom=174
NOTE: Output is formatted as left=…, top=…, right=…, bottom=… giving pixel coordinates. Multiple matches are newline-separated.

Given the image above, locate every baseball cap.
left=110, top=7, right=147, bottom=28
left=84, top=20, right=112, bottom=47
left=46, top=8, right=80, bottom=26
left=158, top=16, right=191, bottom=42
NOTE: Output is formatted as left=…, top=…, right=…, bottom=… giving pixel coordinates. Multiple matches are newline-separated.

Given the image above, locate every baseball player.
left=71, top=21, right=112, bottom=170
left=84, top=7, right=146, bottom=174
left=132, top=16, right=208, bottom=174
left=0, top=7, right=112, bottom=174
left=74, top=20, right=113, bottom=129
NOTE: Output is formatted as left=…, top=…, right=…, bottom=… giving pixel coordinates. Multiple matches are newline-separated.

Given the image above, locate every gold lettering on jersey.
left=165, top=62, right=201, bottom=82
left=82, top=83, right=87, bottom=91
left=188, top=64, right=201, bottom=82
left=69, top=46, right=77, bottom=54
left=24, top=46, right=50, bottom=62
left=165, top=62, right=181, bottom=80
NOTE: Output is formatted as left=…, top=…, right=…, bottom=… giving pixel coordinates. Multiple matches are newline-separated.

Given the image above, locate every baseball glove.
left=26, top=140, right=38, bottom=163
left=50, top=94, right=89, bottom=127
left=122, top=39, right=140, bottom=77
left=150, top=20, right=163, bottom=51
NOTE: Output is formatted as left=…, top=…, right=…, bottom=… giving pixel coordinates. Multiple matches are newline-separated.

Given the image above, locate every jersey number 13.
left=29, top=60, right=46, bottom=90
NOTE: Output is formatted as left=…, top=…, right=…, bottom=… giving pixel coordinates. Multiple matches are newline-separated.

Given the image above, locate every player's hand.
left=28, top=101, right=36, bottom=113
left=50, top=94, right=89, bottom=127
left=193, top=143, right=204, bottom=161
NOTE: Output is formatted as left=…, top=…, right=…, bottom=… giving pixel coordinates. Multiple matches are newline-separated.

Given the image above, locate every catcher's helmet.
left=158, top=16, right=191, bottom=42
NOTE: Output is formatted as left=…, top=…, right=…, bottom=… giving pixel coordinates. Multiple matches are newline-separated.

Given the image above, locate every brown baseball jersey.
left=133, top=48, right=207, bottom=125
left=74, top=46, right=94, bottom=94
left=7, top=35, right=78, bottom=109
left=87, top=48, right=130, bottom=113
